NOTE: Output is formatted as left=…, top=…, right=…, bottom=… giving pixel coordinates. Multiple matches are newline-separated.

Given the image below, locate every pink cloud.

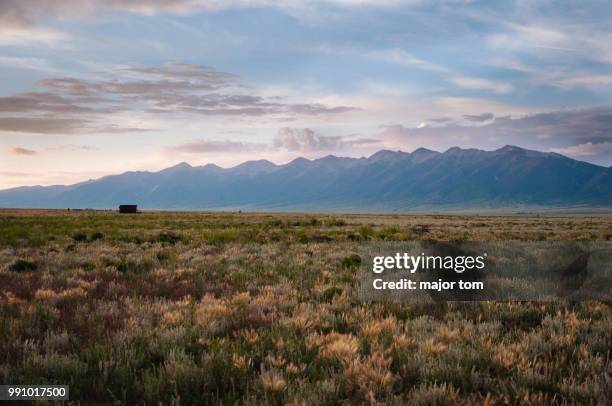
left=6, top=146, right=37, bottom=155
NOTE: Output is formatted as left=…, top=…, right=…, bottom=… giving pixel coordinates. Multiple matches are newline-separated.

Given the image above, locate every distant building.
left=119, top=204, right=138, bottom=214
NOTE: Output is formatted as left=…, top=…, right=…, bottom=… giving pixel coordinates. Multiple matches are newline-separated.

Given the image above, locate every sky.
left=1, top=0, right=612, bottom=188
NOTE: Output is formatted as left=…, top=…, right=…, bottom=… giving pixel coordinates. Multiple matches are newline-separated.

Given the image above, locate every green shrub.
left=9, top=259, right=37, bottom=272
left=156, top=232, right=182, bottom=245
left=358, top=225, right=374, bottom=240
left=106, top=258, right=153, bottom=273
left=156, top=250, right=171, bottom=262
left=341, top=254, right=362, bottom=269
left=90, top=232, right=104, bottom=241
left=322, top=286, right=343, bottom=302
left=80, top=261, right=95, bottom=271
left=72, top=233, right=88, bottom=242
left=378, top=226, right=399, bottom=240
left=326, top=218, right=347, bottom=227
left=267, top=219, right=284, bottom=227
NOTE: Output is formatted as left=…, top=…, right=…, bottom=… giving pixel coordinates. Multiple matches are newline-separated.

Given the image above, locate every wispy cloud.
left=551, top=142, right=612, bottom=158
left=0, top=116, right=150, bottom=135
left=0, top=0, right=412, bottom=47
left=0, top=26, right=71, bottom=46
left=170, top=139, right=266, bottom=154
left=273, top=127, right=378, bottom=152
left=366, top=48, right=450, bottom=73
left=0, top=171, right=32, bottom=177
left=378, top=106, right=612, bottom=166
left=556, top=75, right=612, bottom=88
left=170, top=127, right=380, bottom=155
left=46, top=144, right=97, bottom=152
left=463, top=112, right=494, bottom=122
left=487, top=20, right=612, bottom=65
left=0, top=62, right=355, bottom=134
left=0, top=117, right=88, bottom=134
left=450, top=77, right=513, bottom=94
left=6, top=146, right=37, bottom=155
left=0, top=0, right=411, bottom=24
left=0, top=56, right=53, bottom=70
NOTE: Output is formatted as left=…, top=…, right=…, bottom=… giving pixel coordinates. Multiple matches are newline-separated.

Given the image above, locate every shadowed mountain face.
left=1, top=146, right=611, bottom=211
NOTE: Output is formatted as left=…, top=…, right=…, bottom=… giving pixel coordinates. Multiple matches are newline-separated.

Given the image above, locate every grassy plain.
left=0, top=209, right=610, bottom=404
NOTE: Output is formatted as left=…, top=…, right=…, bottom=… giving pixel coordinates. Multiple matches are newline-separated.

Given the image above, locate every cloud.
left=0, top=0, right=423, bottom=49
left=6, top=146, right=37, bottom=155
left=316, top=45, right=451, bottom=77
left=0, top=0, right=219, bottom=28
left=550, top=142, right=612, bottom=158
left=486, top=108, right=612, bottom=144
left=450, top=77, right=513, bottom=94
left=556, top=75, right=612, bottom=88
left=0, top=56, right=52, bottom=70
left=378, top=106, right=612, bottom=166
left=0, top=26, right=70, bottom=46
left=273, top=127, right=378, bottom=152
left=487, top=20, right=612, bottom=65
left=40, top=63, right=354, bottom=118
left=366, top=49, right=450, bottom=73
left=0, top=92, right=101, bottom=114
left=37, top=63, right=238, bottom=98
left=120, top=62, right=239, bottom=82
left=449, top=2, right=612, bottom=93
left=46, top=144, right=97, bottom=151
left=0, top=117, right=88, bottom=134
left=0, top=0, right=408, bottom=26
left=0, top=0, right=73, bottom=45
left=428, top=117, right=453, bottom=124
left=0, top=116, right=150, bottom=134
left=170, top=127, right=380, bottom=155
left=463, top=112, right=494, bottom=122
left=386, top=107, right=612, bottom=145
left=0, top=171, right=31, bottom=177
left=0, top=0, right=410, bottom=46
left=170, top=139, right=265, bottom=154
left=0, top=62, right=355, bottom=134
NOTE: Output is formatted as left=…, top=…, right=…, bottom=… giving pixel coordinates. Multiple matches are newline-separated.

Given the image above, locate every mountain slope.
left=1, top=146, right=610, bottom=211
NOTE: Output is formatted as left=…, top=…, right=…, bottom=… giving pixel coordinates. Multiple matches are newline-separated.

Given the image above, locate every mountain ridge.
left=1, top=145, right=611, bottom=211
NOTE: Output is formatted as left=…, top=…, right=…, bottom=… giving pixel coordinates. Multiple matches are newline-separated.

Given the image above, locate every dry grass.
left=0, top=209, right=610, bottom=404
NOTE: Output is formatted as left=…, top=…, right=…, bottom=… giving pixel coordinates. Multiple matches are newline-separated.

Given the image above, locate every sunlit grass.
left=0, top=209, right=610, bottom=404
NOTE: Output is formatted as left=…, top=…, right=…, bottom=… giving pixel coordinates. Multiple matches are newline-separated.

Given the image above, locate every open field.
left=0, top=210, right=611, bottom=404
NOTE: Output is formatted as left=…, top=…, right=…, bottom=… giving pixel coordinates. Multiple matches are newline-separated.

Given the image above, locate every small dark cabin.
left=119, top=204, right=138, bottom=214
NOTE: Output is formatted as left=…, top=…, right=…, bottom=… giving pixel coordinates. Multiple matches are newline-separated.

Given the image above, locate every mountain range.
left=1, top=145, right=611, bottom=211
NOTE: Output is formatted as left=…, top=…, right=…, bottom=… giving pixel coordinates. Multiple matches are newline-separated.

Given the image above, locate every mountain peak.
left=368, top=149, right=409, bottom=162
left=160, top=162, right=193, bottom=173
left=496, top=145, right=555, bottom=159
left=412, top=147, right=436, bottom=154
left=411, top=147, right=439, bottom=163
left=497, top=145, right=525, bottom=153
left=201, top=163, right=223, bottom=170
left=444, top=146, right=464, bottom=154
left=230, top=159, right=277, bottom=174
left=233, top=159, right=275, bottom=168
left=288, top=157, right=310, bottom=166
